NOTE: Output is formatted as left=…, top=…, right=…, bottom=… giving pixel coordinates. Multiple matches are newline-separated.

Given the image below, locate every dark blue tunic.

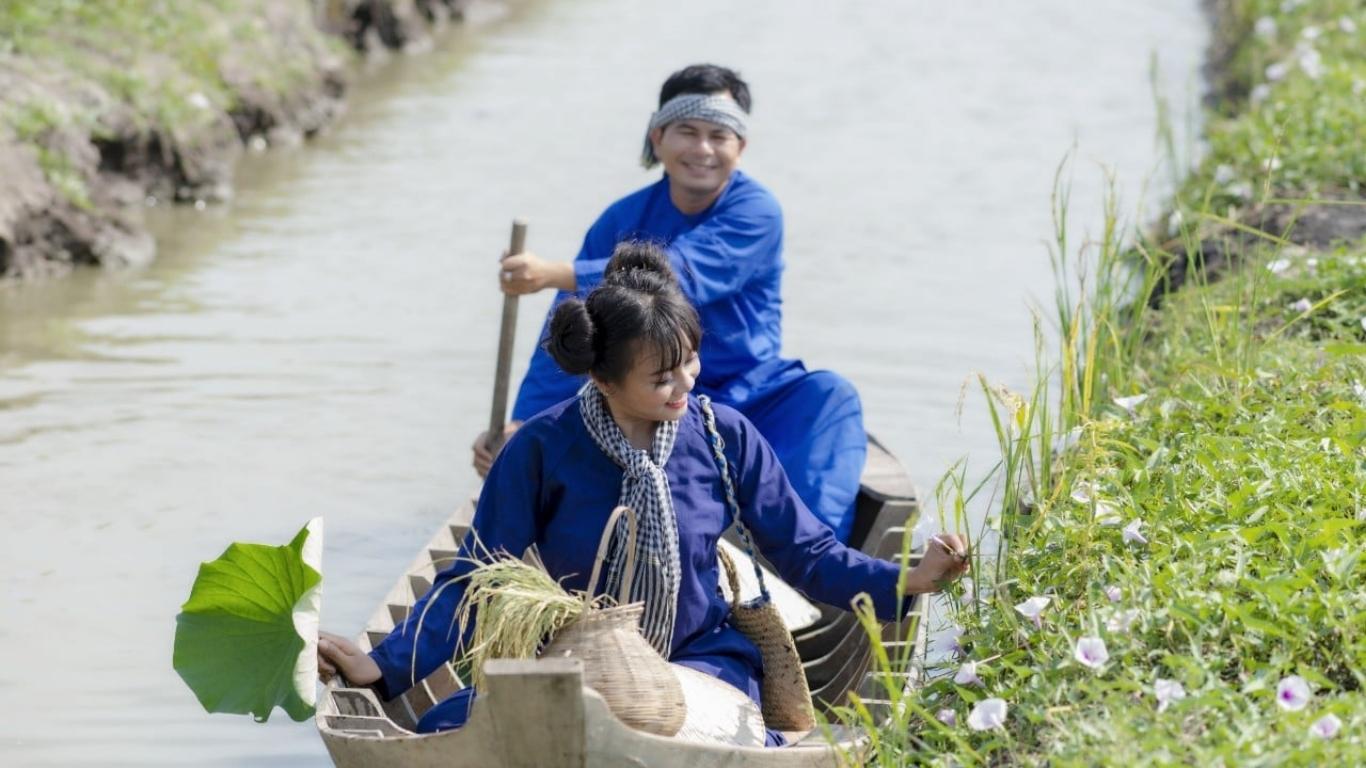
left=509, top=171, right=867, bottom=540
left=369, top=397, right=907, bottom=733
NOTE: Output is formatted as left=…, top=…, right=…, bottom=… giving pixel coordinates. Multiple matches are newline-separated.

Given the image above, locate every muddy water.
left=0, top=1, right=1205, bottom=764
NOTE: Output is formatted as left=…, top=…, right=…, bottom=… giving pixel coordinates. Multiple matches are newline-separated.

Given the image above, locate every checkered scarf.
left=640, top=93, right=750, bottom=169
left=578, top=382, right=682, bottom=655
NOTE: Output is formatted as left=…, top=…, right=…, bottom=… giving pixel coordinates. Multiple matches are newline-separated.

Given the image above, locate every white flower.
left=1254, top=17, right=1277, bottom=38
left=936, top=708, right=957, bottom=726
left=1071, top=480, right=1095, bottom=504
left=1300, top=25, right=1321, bottom=41
left=1262, top=156, right=1283, bottom=172
left=1310, top=713, right=1342, bottom=739
left=1114, top=393, right=1148, bottom=413
left=1154, top=679, right=1186, bottom=713
left=954, top=661, right=983, bottom=687
left=187, top=91, right=211, bottom=111
left=1167, top=210, right=1184, bottom=234
left=1014, top=596, right=1051, bottom=627
left=967, top=698, right=1008, bottom=731
left=1123, top=519, right=1149, bottom=546
left=1267, top=258, right=1292, bottom=274
left=1266, top=62, right=1290, bottom=82
left=1355, top=79, right=1366, bottom=97
left=1353, top=381, right=1366, bottom=403
left=1228, top=181, right=1254, bottom=200
left=1340, top=17, right=1358, bottom=34
left=1360, top=317, right=1366, bottom=332
left=1289, top=297, right=1313, bottom=313
left=1250, top=84, right=1272, bottom=105
left=1276, top=675, right=1312, bottom=711
left=1107, top=608, right=1141, bottom=634
left=1074, top=637, right=1109, bottom=670
left=1105, top=585, right=1122, bottom=603
left=1213, top=164, right=1236, bottom=185
left=1280, top=0, right=1304, bottom=11
left=1298, top=48, right=1324, bottom=80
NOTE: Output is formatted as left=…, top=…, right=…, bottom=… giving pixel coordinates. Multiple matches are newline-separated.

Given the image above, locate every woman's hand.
left=903, top=532, right=972, bottom=594
left=317, top=630, right=382, bottom=686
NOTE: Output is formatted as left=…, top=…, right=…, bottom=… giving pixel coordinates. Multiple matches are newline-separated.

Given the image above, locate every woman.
left=318, top=242, right=969, bottom=741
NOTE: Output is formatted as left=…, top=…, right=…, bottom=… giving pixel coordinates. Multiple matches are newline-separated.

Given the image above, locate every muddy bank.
left=0, top=0, right=472, bottom=280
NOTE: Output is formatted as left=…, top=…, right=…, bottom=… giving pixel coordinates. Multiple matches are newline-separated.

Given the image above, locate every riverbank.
left=0, top=0, right=471, bottom=280
left=840, top=2, right=1364, bottom=765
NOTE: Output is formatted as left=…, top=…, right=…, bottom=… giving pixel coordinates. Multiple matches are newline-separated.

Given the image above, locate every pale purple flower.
left=967, top=698, right=1008, bottom=731
left=1229, top=180, right=1255, bottom=199
left=1105, top=585, right=1123, bottom=603
left=1074, top=637, right=1109, bottom=670
left=1300, top=25, right=1321, bottom=41
left=1266, top=62, right=1290, bottom=82
left=1071, top=480, right=1095, bottom=504
left=1213, top=164, right=1236, bottom=185
left=1095, top=501, right=1123, bottom=527
left=1298, top=48, right=1324, bottom=80
left=1254, top=17, right=1277, bottom=38
left=1267, top=258, right=1292, bottom=274
left=954, top=661, right=983, bottom=687
left=1341, top=17, right=1358, bottom=35
left=1106, top=608, right=1142, bottom=634
left=948, top=625, right=966, bottom=657
left=1289, top=297, right=1313, bottom=313
left=1123, top=519, right=1149, bottom=546
left=1276, top=675, right=1312, bottom=711
left=1262, top=156, right=1283, bottom=172
left=936, top=708, right=957, bottom=726
left=1249, top=84, right=1272, bottom=105
left=1154, top=679, right=1186, bottom=713
left=1014, top=596, right=1052, bottom=628
left=1114, top=393, right=1148, bottom=413
left=1310, top=713, right=1342, bottom=739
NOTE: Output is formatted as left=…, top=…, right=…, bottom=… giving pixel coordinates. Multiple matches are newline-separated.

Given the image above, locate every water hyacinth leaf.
left=174, top=518, right=323, bottom=722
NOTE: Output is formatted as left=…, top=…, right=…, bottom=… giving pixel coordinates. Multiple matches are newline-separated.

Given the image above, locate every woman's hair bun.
left=603, top=240, right=676, bottom=288
left=545, top=298, right=596, bottom=375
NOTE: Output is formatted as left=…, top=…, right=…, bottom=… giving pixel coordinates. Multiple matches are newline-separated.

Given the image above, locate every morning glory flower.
left=1310, top=713, right=1342, bottom=739
left=1213, top=164, right=1236, bottom=185
left=1300, top=25, right=1321, bottom=41
left=1289, top=298, right=1313, bottom=313
left=1114, top=393, right=1148, bottom=413
left=1341, top=17, right=1358, bottom=34
left=1249, top=84, right=1272, bottom=105
left=1228, top=180, right=1255, bottom=199
left=1266, top=62, right=1290, bottom=82
left=1123, top=519, right=1149, bottom=546
left=967, top=698, right=1007, bottom=731
left=1095, top=501, right=1123, bottom=527
left=1074, top=637, right=1109, bottom=670
left=1105, top=585, right=1122, bottom=603
left=1262, top=156, right=1283, bottom=172
left=1014, top=596, right=1052, bottom=628
left=1267, top=258, right=1292, bottom=274
left=1106, top=608, right=1142, bottom=634
left=936, top=708, right=957, bottom=726
left=954, top=661, right=983, bottom=687
left=1071, top=480, right=1095, bottom=504
left=1154, top=679, right=1186, bottom=713
left=948, top=625, right=966, bottom=656
left=1254, top=17, right=1277, bottom=38
left=1276, top=675, right=1312, bottom=711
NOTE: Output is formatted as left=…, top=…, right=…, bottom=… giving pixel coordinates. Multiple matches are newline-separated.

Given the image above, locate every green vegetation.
left=831, top=2, right=1364, bottom=764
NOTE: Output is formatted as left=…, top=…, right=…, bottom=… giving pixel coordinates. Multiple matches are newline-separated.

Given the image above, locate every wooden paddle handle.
left=487, top=218, right=528, bottom=451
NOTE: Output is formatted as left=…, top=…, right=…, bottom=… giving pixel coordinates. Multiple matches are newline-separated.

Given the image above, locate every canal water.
left=0, top=1, right=1205, bottom=764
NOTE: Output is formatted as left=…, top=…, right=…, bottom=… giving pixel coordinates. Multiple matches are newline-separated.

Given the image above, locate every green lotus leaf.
left=174, top=517, right=323, bottom=722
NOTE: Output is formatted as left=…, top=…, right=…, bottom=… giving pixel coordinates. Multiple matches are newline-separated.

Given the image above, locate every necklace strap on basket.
left=698, top=396, right=771, bottom=602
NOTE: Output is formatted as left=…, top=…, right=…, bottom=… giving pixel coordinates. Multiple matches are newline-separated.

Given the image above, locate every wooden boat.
left=316, top=437, right=927, bottom=767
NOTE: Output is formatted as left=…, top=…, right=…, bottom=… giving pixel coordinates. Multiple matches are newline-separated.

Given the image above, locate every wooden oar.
left=486, top=218, right=528, bottom=455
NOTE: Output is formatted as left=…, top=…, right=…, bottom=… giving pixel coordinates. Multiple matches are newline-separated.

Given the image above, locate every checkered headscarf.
left=640, top=93, right=750, bottom=169
left=578, top=382, right=682, bottom=655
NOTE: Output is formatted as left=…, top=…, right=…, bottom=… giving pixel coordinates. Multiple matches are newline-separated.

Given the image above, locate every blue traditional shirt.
left=369, top=397, right=907, bottom=706
left=510, top=171, right=806, bottom=421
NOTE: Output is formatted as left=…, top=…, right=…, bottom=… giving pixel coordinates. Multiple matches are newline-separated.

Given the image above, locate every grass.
left=828, top=2, right=1364, bottom=758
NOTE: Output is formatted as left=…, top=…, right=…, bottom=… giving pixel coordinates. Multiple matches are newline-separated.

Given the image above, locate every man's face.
left=649, top=115, right=746, bottom=203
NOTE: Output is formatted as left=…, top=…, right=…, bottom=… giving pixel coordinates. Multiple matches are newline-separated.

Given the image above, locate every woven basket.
left=539, top=506, right=686, bottom=737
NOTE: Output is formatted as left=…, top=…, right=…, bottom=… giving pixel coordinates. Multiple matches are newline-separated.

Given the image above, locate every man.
left=474, top=64, right=867, bottom=541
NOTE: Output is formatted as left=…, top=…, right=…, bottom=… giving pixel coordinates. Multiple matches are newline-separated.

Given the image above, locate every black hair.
left=658, top=64, right=752, bottom=114
left=545, top=241, right=702, bottom=385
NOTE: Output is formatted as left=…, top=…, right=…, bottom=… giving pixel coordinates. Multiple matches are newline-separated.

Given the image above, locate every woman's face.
left=597, top=340, right=701, bottom=424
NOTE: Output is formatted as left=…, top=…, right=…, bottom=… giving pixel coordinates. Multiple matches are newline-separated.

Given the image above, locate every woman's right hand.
left=318, top=630, right=382, bottom=686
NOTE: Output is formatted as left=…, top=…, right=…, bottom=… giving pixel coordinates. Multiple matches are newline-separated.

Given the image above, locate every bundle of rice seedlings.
left=454, top=551, right=608, bottom=691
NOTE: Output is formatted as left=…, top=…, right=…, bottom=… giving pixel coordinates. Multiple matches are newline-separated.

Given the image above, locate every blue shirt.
left=369, top=396, right=906, bottom=701
left=511, top=171, right=805, bottom=421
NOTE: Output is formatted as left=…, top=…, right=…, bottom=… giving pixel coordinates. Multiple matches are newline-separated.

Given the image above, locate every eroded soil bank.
left=0, top=0, right=472, bottom=280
